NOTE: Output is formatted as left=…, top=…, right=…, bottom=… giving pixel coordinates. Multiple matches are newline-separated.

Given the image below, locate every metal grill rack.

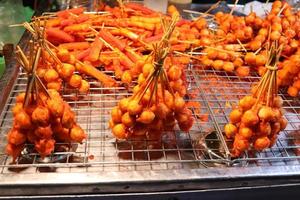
left=0, top=69, right=225, bottom=173
left=0, top=63, right=300, bottom=175
left=192, top=66, right=300, bottom=167
left=0, top=6, right=299, bottom=197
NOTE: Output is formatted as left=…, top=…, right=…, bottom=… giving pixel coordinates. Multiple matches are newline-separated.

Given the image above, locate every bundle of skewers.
left=17, top=17, right=117, bottom=92
left=109, top=15, right=194, bottom=141
left=224, top=43, right=288, bottom=157
left=192, top=0, right=300, bottom=97
left=16, top=2, right=208, bottom=86
left=11, top=1, right=299, bottom=97
left=6, top=0, right=300, bottom=161
left=6, top=41, right=86, bottom=162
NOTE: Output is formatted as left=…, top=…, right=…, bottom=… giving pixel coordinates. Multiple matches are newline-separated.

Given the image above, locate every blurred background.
left=0, top=0, right=297, bottom=89
left=21, top=0, right=278, bottom=11
left=0, top=0, right=292, bottom=50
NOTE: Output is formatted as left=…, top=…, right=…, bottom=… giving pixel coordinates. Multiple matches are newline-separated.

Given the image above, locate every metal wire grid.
left=0, top=67, right=226, bottom=174
left=0, top=64, right=299, bottom=174
left=192, top=65, right=300, bottom=167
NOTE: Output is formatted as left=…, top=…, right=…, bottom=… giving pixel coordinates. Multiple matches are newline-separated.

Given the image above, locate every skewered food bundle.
left=194, top=0, right=300, bottom=97
left=21, top=19, right=116, bottom=91
left=109, top=16, right=194, bottom=140
left=224, top=44, right=288, bottom=157
left=278, top=49, right=300, bottom=97
left=262, top=1, right=300, bottom=97
left=21, top=1, right=209, bottom=86
left=21, top=20, right=90, bottom=92
left=6, top=0, right=299, bottom=163
left=7, top=90, right=86, bottom=161
left=6, top=44, right=86, bottom=162
left=14, top=0, right=299, bottom=96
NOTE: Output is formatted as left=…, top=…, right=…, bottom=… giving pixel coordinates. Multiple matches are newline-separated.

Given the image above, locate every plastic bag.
left=0, top=0, right=33, bottom=48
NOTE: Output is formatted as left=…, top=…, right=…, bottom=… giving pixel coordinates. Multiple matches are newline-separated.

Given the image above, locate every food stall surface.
left=0, top=1, right=300, bottom=199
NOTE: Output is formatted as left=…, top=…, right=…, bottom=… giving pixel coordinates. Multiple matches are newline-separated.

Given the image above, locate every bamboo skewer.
left=277, top=3, right=287, bottom=16
left=183, top=9, right=215, bottom=17
left=184, top=0, right=221, bottom=18
left=133, top=15, right=179, bottom=105
left=204, top=46, right=241, bottom=56
left=236, top=39, right=247, bottom=53
left=17, top=43, right=50, bottom=108
left=206, top=1, right=221, bottom=14
left=254, top=43, right=282, bottom=107
left=173, top=51, right=202, bottom=61
left=229, top=0, right=240, bottom=16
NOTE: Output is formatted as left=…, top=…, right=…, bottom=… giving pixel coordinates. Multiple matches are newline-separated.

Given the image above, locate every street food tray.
left=0, top=22, right=300, bottom=198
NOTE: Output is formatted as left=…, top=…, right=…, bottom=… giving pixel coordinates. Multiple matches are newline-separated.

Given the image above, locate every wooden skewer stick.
left=83, top=11, right=109, bottom=15
left=33, top=15, right=56, bottom=20
left=15, top=56, right=27, bottom=71
left=186, top=51, right=207, bottom=55
left=35, top=75, right=51, bottom=98
left=16, top=46, right=29, bottom=69
left=137, top=39, right=153, bottom=50
left=9, top=23, right=27, bottom=27
left=230, top=0, right=239, bottom=16
left=23, top=47, right=42, bottom=107
left=254, top=47, right=262, bottom=55
left=173, top=51, right=201, bottom=61
left=205, top=1, right=221, bottom=14
left=183, top=9, right=214, bottom=17
left=277, top=3, right=287, bottom=16
left=69, top=12, right=79, bottom=18
left=32, top=47, right=42, bottom=76
left=92, top=26, right=118, bottom=30
left=236, top=39, right=247, bottom=53
left=90, top=27, right=116, bottom=51
left=41, top=12, right=57, bottom=16
left=204, top=46, right=241, bottom=56
left=262, top=0, right=270, bottom=13
left=45, top=40, right=59, bottom=51
left=23, top=22, right=36, bottom=35
left=44, top=44, right=63, bottom=66
left=28, top=40, right=34, bottom=67
left=85, top=38, right=95, bottom=42
left=214, top=38, right=227, bottom=43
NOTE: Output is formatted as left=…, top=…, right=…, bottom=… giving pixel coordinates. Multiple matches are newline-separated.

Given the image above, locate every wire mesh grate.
left=192, top=65, right=300, bottom=167
left=0, top=64, right=299, bottom=174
